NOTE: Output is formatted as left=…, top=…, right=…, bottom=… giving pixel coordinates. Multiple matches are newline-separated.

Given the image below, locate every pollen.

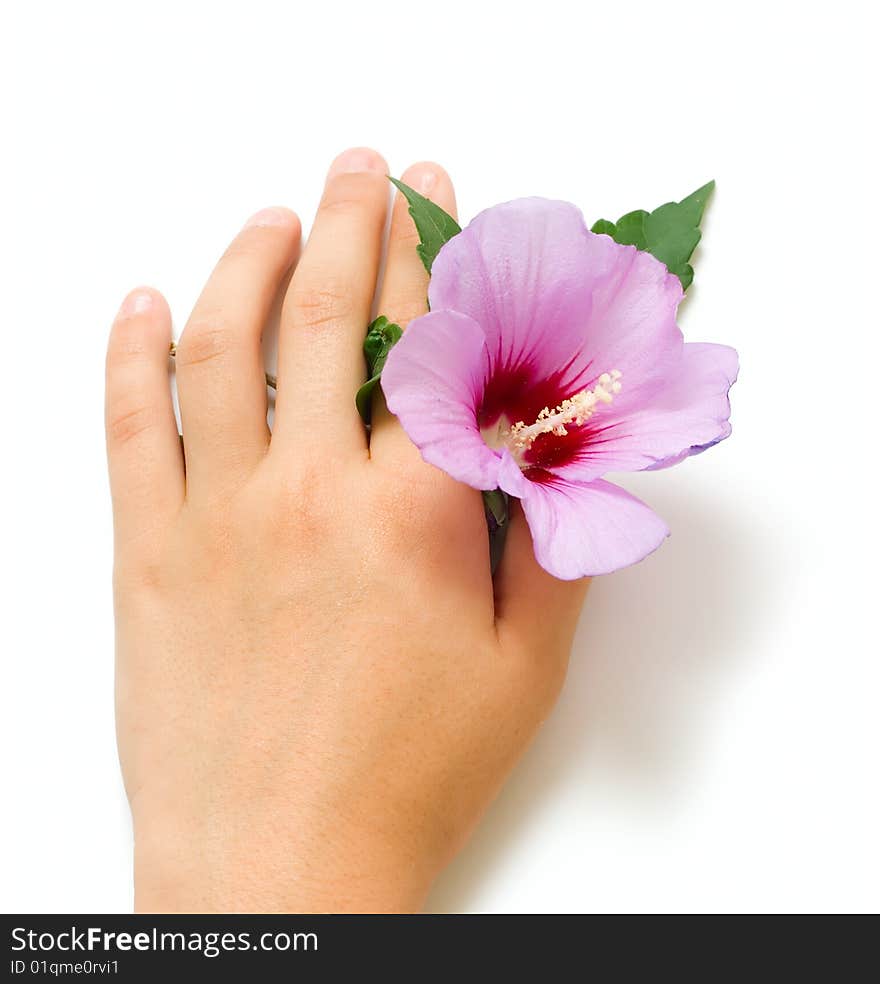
left=504, top=370, right=622, bottom=458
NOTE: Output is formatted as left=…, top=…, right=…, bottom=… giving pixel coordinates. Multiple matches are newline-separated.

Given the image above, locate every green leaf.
left=589, top=218, right=617, bottom=237
left=612, top=209, right=649, bottom=246
left=590, top=180, right=714, bottom=290
left=389, top=176, right=461, bottom=273
left=356, top=315, right=402, bottom=423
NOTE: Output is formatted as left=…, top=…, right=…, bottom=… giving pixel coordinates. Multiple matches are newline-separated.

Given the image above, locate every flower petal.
left=381, top=310, right=500, bottom=490
left=430, top=198, right=686, bottom=427
left=497, top=454, right=669, bottom=579
left=550, top=342, right=739, bottom=481
left=429, top=198, right=602, bottom=385
left=576, top=242, right=685, bottom=414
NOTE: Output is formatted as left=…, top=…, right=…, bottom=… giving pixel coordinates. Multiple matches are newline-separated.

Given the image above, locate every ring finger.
left=368, top=162, right=458, bottom=461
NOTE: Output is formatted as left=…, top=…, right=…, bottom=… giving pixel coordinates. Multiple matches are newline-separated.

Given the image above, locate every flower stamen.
left=504, top=370, right=622, bottom=459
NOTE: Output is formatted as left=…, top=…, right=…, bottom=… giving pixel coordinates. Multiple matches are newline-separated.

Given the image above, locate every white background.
left=2, top=1, right=877, bottom=913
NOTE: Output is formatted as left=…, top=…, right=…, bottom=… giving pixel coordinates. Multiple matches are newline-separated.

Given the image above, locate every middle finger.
left=273, top=147, right=389, bottom=459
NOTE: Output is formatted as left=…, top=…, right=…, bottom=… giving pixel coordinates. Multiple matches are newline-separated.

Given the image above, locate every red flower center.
left=479, top=365, right=622, bottom=474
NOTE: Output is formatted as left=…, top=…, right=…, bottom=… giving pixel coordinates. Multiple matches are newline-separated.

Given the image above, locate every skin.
left=105, top=148, right=589, bottom=913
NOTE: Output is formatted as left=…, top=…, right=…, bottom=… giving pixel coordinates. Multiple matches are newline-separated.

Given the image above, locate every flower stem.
left=168, top=342, right=277, bottom=390
left=483, top=489, right=509, bottom=574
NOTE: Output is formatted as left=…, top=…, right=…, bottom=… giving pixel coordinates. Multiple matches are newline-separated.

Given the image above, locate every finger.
left=105, top=288, right=184, bottom=545
left=493, top=500, right=590, bottom=654
left=369, top=162, right=457, bottom=460
left=175, top=207, right=301, bottom=491
left=273, top=147, right=389, bottom=458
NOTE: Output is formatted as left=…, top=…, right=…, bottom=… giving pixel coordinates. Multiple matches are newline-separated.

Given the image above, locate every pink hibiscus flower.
left=381, top=198, right=738, bottom=579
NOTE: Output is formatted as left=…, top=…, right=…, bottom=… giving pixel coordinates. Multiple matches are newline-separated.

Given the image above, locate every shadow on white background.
left=426, top=472, right=784, bottom=912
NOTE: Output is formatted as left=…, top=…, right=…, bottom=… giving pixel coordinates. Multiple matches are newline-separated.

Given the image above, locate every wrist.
left=131, top=809, right=434, bottom=913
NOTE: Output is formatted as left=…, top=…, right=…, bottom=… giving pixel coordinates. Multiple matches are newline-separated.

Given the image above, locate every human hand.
left=105, top=148, right=589, bottom=913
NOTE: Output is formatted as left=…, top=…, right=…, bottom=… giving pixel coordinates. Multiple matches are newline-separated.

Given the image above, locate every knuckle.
left=171, top=500, right=244, bottom=577
left=367, top=464, right=488, bottom=571
left=113, top=552, right=165, bottom=599
left=107, top=401, right=160, bottom=447
left=221, top=219, right=297, bottom=264
left=271, top=462, right=335, bottom=540
left=393, top=217, right=422, bottom=248
left=219, top=236, right=265, bottom=264
left=198, top=506, right=239, bottom=560
left=389, top=294, right=429, bottom=329
left=111, top=514, right=175, bottom=595
left=320, top=172, right=384, bottom=216
left=288, top=281, right=355, bottom=332
left=176, top=317, right=235, bottom=369
left=106, top=331, right=150, bottom=371
left=373, top=469, right=455, bottom=542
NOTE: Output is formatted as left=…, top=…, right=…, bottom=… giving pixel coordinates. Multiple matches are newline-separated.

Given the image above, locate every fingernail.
left=244, top=206, right=295, bottom=230
left=417, top=169, right=437, bottom=194
left=327, top=147, right=387, bottom=180
left=118, top=289, right=154, bottom=319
